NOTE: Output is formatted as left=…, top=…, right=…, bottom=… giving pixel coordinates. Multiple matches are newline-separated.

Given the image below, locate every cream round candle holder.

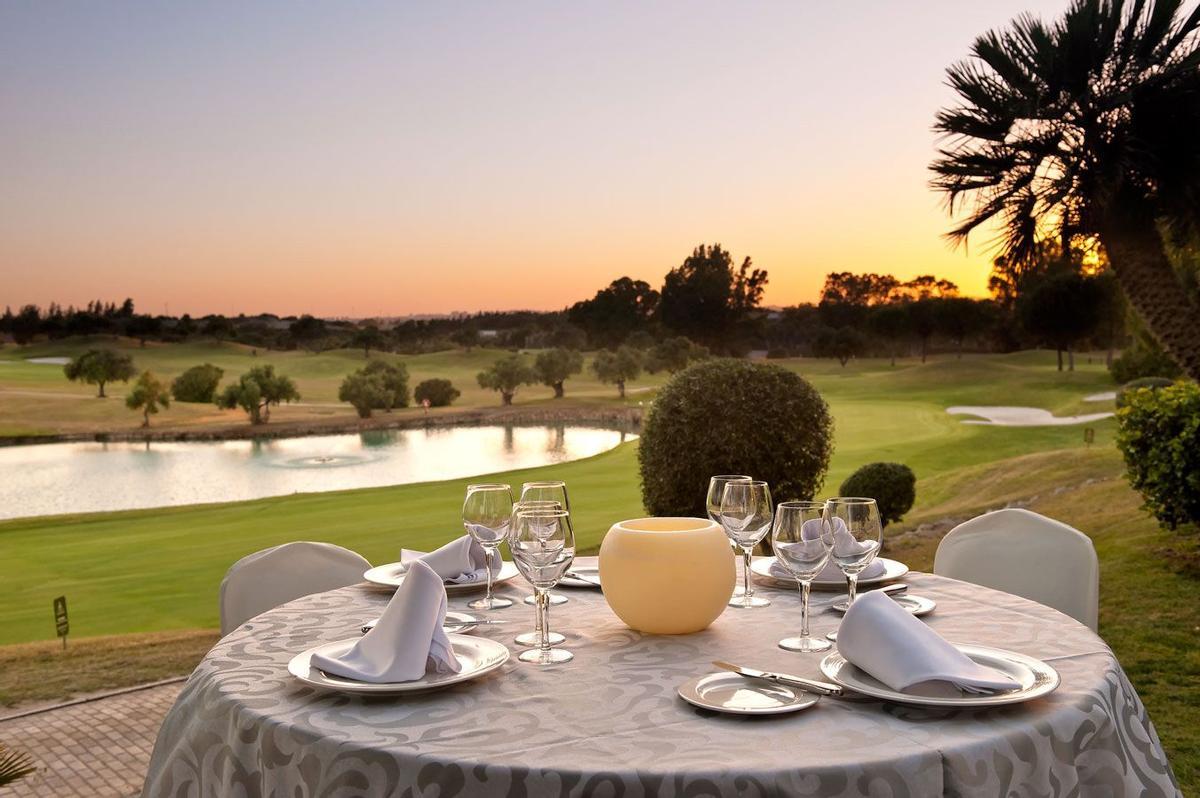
left=598, top=517, right=736, bottom=634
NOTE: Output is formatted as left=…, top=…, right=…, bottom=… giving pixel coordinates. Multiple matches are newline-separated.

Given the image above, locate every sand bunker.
left=947, top=406, right=1114, bottom=426
left=1083, top=391, right=1117, bottom=403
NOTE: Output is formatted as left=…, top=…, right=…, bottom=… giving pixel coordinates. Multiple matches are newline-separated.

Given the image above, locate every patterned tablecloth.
left=144, top=557, right=1180, bottom=797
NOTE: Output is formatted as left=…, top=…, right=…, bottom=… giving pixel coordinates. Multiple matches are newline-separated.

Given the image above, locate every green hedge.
left=839, top=462, right=916, bottom=527
left=1116, top=381, right=1200, bottom=530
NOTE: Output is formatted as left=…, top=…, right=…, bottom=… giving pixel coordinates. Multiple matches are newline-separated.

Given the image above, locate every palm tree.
left=931, top=0, right=1200, bottom=379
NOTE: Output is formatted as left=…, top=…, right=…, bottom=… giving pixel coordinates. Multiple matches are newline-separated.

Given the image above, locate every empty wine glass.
left=462, top=483, right=514, bottom=611
left=520, top=481, right=571, bottom=608
left=719, top=480, right=773, bottom=608
left=510, top=507, right=575, bottom=665
left=824, top=497, right=883, bottom=640
left=510, top=499, right=566, bottom=648
left=771, top=501, right=834, bottom=652
left=706, top=474, right=752, bottom=561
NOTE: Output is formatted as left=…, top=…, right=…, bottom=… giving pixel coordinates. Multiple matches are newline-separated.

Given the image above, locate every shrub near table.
left=1116, top=381, right=1200, bottom=530
left=638, top=359, right=833, bottom=516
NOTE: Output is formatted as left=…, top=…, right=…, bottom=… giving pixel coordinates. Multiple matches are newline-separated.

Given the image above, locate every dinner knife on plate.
left=712, top=660, right=844, bottom=697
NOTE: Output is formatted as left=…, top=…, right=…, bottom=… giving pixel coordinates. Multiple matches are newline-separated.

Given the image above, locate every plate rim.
left=558, top=566, right=602, bottom=589
left=288, top=633, right=510, bottom=694
left=830, top=594, right=936, bottom=617
left=751, top=556, right=909, bottom=589
left=677, top=671, right=820, bottom=715
left=363, top=560, right=521, bottom=591
left=818, top=643, right=1060, bottom=707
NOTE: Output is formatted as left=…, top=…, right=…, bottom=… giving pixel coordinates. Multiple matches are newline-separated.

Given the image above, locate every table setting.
left=143, top=476, right=1180, bottom=797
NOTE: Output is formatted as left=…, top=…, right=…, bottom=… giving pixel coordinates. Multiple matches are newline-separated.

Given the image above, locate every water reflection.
left=0, top=424, right=636, bottom=520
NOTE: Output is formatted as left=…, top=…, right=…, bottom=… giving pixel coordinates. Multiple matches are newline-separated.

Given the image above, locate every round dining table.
left=143, top=557, right=1179, bottom=797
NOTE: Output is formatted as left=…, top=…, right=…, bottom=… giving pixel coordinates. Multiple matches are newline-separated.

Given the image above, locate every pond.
left=0, top=425, right=635, bottom=520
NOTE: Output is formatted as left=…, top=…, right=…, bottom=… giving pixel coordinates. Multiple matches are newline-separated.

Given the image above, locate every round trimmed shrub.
left=1116, top=381, right=1200, bottom=530
left=171, top=363, right=224, bottom=403
left=1109, top=343, right=1181, bottom=384
left=839, top=462, right=916, bottom=527
left=638, top=359, right=833, bottom=516
left=414, top=378, right=460, bottom=407
left=1116, top=377, right=1175, bottom=408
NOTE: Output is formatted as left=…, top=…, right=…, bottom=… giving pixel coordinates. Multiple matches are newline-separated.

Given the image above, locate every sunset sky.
left=2, top=1, right=1071, bottom=318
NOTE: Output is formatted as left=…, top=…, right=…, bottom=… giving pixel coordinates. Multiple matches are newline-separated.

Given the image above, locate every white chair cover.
left=219, top=541, right=371, bottom=635
left=934, top=508, right=1099, bottom=630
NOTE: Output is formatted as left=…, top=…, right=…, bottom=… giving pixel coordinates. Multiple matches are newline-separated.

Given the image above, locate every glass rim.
left=467, top=482, right=511, bottom=491
left=826, top=496, right=877, bottom=505
left=514, top=499, right=562, bottom=507
left=724, top=479, right=768, bottom=488
left=710, top=474, right=753, bottom=481
left=514, top=507, right=570, bottom=518
left=521, top=480, right=566, bottom=488
left=776, top=500, right=825, bottom=509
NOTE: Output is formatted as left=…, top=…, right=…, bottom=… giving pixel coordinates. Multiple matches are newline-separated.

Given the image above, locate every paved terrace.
left=0, top=681, right=182, bottom=797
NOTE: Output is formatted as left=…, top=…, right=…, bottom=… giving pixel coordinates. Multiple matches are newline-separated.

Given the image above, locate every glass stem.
left=800, top=580, right=811, bottom=638
left=537, top=589, right=551, bottom=654
left=847, top=573, right=859, bottom=606
left=741, top=547, right=753, bottom=600
left=483, top=547, right=494, bottom=605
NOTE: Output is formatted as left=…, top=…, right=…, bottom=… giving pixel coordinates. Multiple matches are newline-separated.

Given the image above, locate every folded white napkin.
left=771, top=517, right=885, bottom=581
left=401, top=533, right=500, bottom=584
left=837, top=589, right=1020, bottom=694
left=311, top=559, right=461, bottom=683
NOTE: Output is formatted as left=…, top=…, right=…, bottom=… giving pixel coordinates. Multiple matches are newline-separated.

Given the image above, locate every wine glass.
left=706, top=475, right=752, bottom=560
left=771, top=501, right=834, bottom=652
left=519, top=481, right=572, bottom=607
left=462, top=483, right=514, bottom=611
left=824, top=497, right=883, bottom=640
left=510, top=499, right=566, bottom=648
left=719, top=480, right=773, bottom=608
left=510, top=507, right=575, bottom=665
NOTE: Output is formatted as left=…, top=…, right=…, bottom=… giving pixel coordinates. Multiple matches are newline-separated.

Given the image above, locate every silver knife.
left=712, top=660, right=844, bottom=697
left=361, top=618, right=508, bottom=634
left=564, top=571, right=602, bottom=587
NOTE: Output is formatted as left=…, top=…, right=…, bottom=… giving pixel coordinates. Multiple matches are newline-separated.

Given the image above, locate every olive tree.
left=534, top=348, right=584, bottom=398
left=477, top=355, right=536, bottom=405
left=63, top=349, right=136, bottom=397
left=215, top=365, right=300, bottom=424
left=125, top=370, right=170, bottom=427
left=591, top=346, right=642, bottom=398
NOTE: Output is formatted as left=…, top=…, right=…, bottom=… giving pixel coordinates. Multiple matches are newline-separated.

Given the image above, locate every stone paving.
left=0, top=681, right=182, bottom=797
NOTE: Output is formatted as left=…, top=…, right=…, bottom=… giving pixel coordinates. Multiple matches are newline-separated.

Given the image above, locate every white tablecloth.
left=144, top=558, right=1179, bottom=797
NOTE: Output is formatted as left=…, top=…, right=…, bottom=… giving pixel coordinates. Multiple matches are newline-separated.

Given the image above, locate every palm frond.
left=0, top=743, right=36, bottom=787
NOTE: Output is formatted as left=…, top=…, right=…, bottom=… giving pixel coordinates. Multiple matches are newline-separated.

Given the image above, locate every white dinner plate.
left=829, top=594, right=936, bottom=617
left=558, top=565, right=602, bottom=589
left=364, top=561, right=521, bottom=593
left=818, top=643, right=1060, bottom=707
left=678, top=671, right=820, bottom=715
left=288, top=634, right=509, bottom=695
left=751, top=556, right=909, bottom=590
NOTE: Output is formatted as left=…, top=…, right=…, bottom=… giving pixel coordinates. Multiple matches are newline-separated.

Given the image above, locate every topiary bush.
left=414, top=378, right=460, bottom=407
left=638, top=359, right=833, bottom=516
left=839, top=462, right=916, bottom=527
left=1116, top=377, right=1175, bottom=408
left=1115, top=381, right=1200, bottom=530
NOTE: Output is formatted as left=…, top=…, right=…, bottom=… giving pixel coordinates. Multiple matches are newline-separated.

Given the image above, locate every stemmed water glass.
left=510, top=499, right=566, bottom=648
left=771, top=501, right=834, bottom=652
left=462, top=483, right=514, bottom=611
left=707, top=475, right=752, bottom=560
left=719, top=480, right=774, bottom=608
left=510, top=507, right=575, bottom=665
left=824, top=497, right=883, bottom=640
left=520, top=481, right=572, bottom=607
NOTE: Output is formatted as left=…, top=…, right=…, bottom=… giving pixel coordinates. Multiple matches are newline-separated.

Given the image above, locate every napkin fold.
left=402, top=533, right=500, bottom=584
left=836, top=589, right=1020, bottom=694
left=311, top=559, right=461, bottom=683
left=770, top=517, right=886, bottom=581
